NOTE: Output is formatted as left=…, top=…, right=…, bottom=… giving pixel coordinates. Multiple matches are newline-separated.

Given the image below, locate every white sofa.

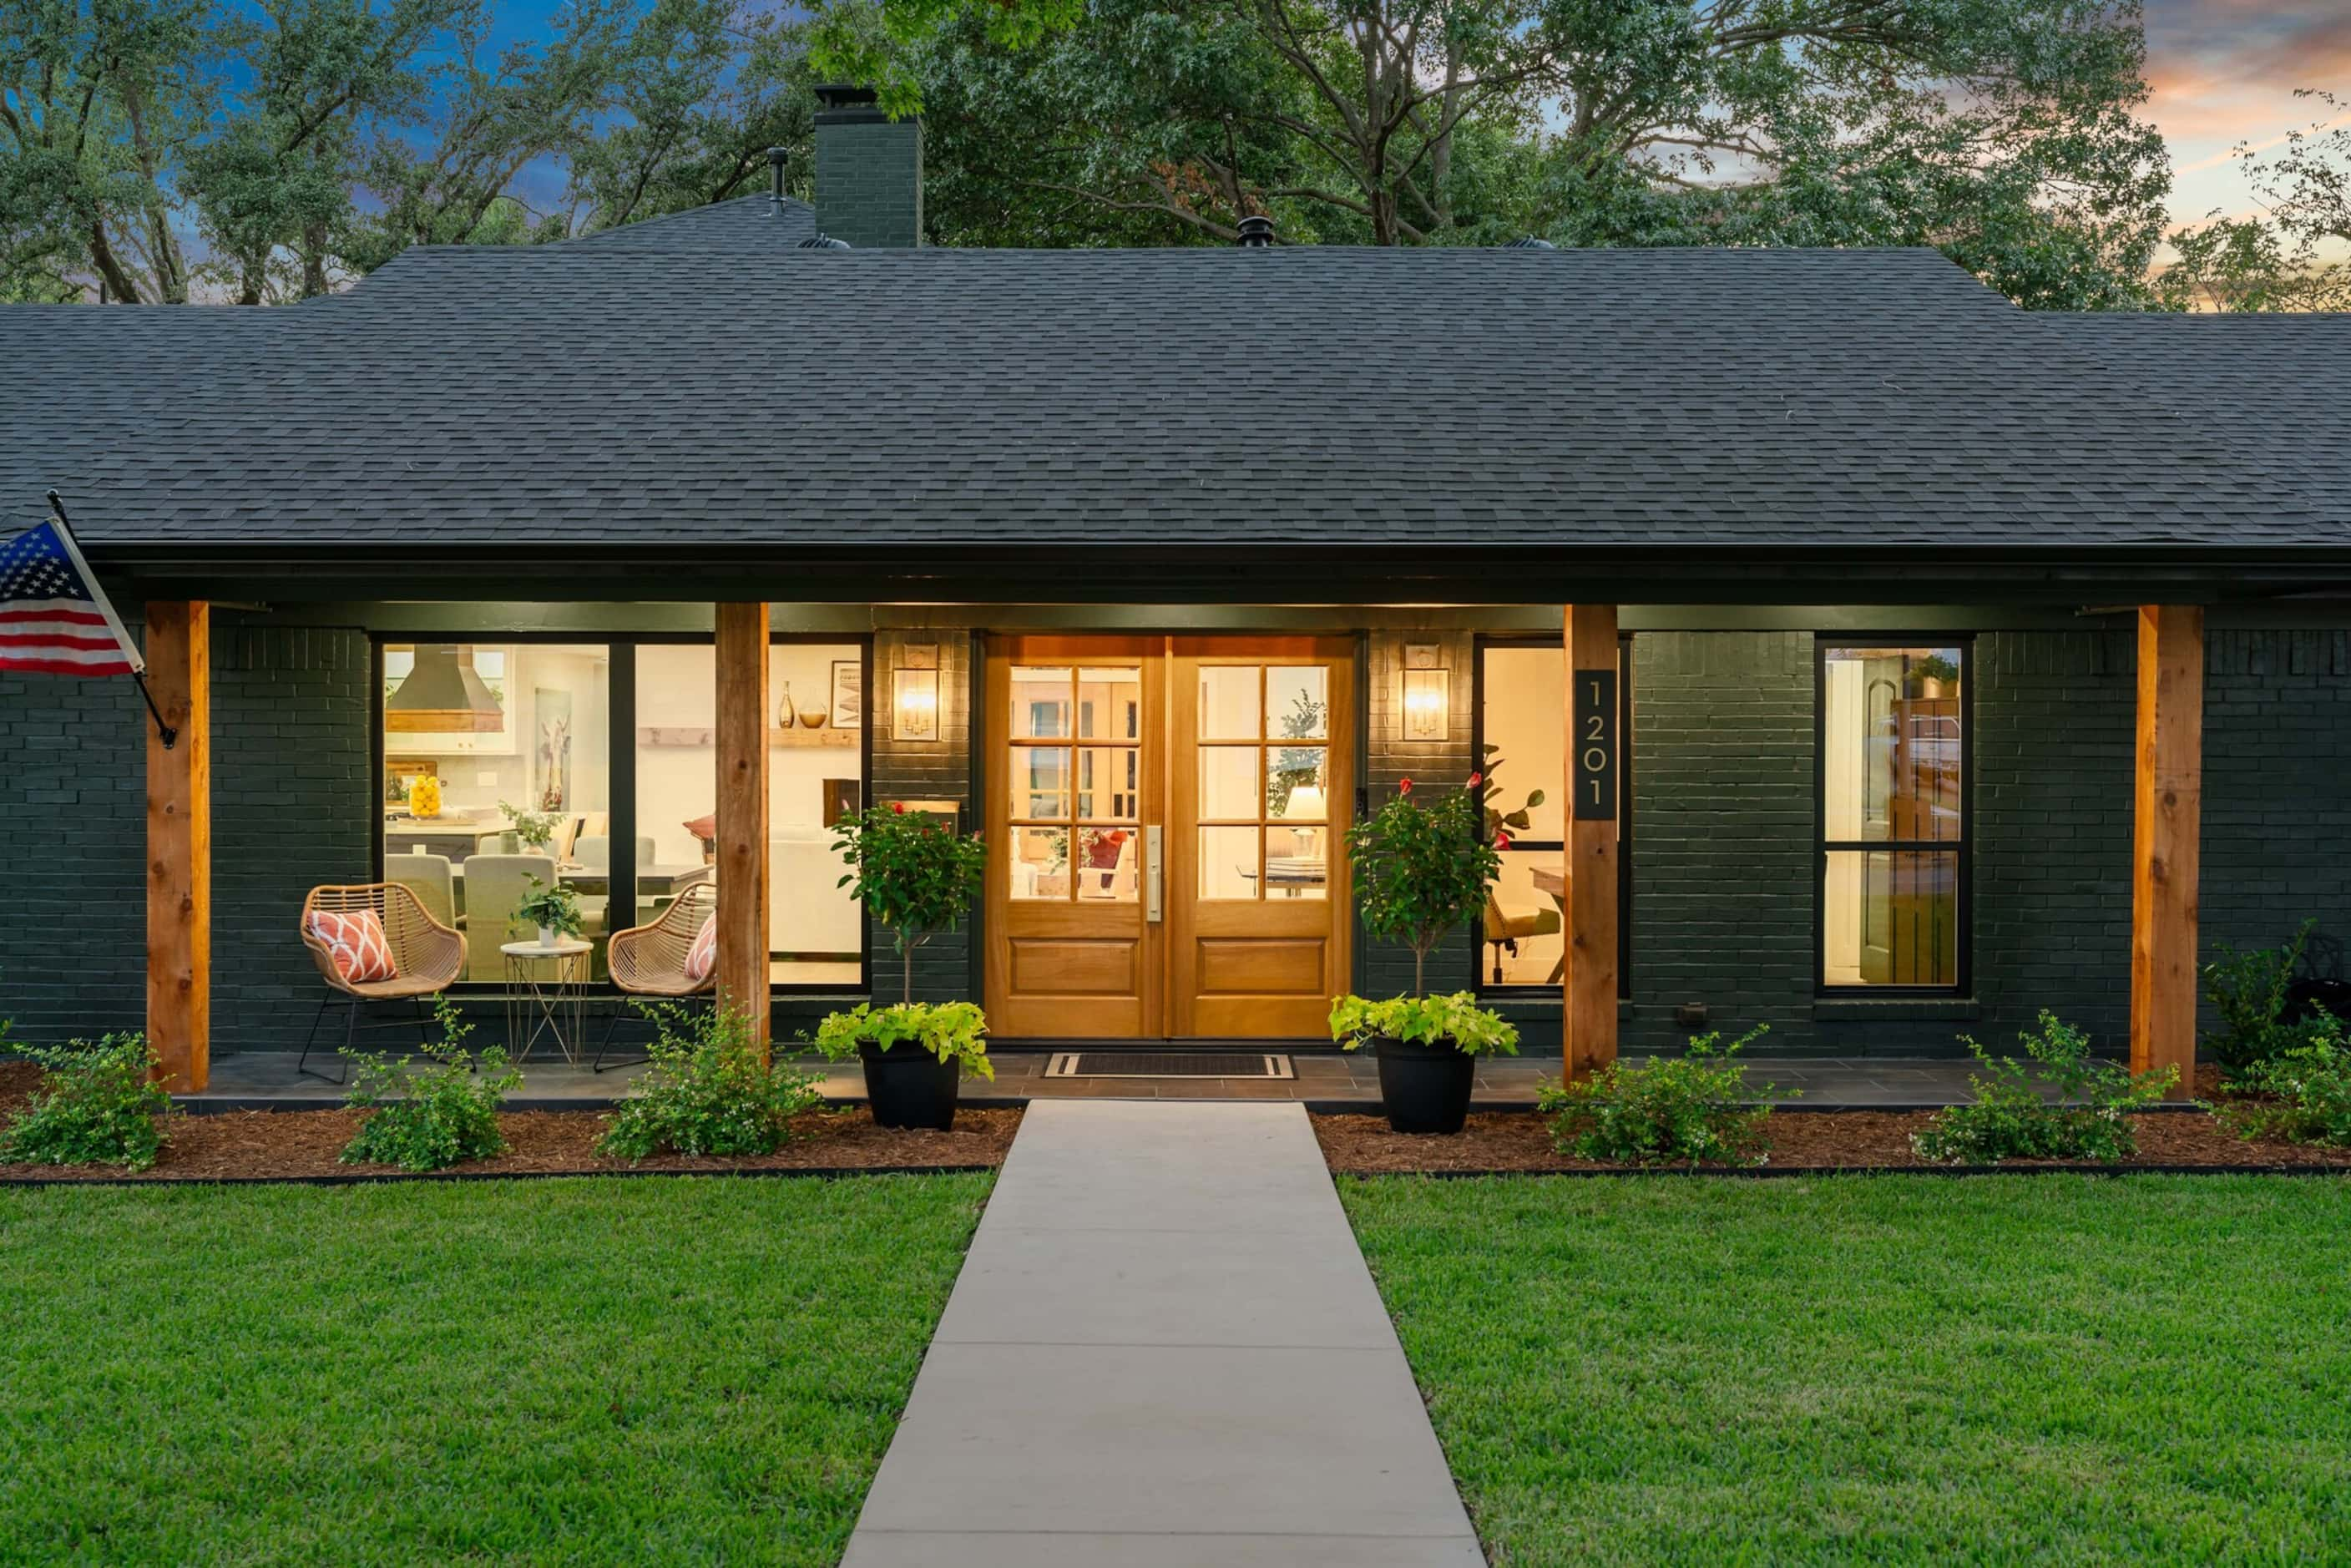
left=769, top=826, right=862, bottom=956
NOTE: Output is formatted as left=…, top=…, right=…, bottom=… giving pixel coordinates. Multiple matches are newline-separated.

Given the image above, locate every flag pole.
left=43, top=491, right=175, bottom=750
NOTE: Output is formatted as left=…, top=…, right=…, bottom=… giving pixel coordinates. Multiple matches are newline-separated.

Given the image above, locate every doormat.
left=1045, top=1052, right=1297, bottom=1080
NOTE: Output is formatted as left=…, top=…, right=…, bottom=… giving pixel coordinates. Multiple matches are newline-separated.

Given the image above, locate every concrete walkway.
left=842, top=1101, right=1484, bottom=1566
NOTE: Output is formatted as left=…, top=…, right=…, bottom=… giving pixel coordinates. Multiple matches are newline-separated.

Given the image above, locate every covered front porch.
left=114, top=596, right=2219, bottom=1102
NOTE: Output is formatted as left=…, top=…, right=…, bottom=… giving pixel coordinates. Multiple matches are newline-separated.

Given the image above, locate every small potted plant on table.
left=1331, top=775, right=1519, bottom=1133
left=813, top=803, right=991, bottom=1130
left=513, top=876, right=584, bottom=947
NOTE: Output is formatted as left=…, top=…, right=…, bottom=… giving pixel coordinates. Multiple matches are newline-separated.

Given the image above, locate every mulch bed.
left=1314, top=1109, right=2351, bottom=1175
left=0, top=1061, right=1019, bottom=1181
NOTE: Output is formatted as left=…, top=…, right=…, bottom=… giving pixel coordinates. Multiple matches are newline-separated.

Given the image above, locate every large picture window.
left=1818, top=640, right=1968, bottom=991
left=1471, top=639, right=1631, bottom=994
left=377, top=632, right=869, bottom=993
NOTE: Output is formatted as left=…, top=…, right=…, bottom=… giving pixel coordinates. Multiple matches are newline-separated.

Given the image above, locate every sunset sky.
left=2145, top=0, right=2349, bottom=234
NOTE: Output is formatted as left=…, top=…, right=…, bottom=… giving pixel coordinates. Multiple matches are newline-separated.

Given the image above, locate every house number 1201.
left=1573, top=669, right=1617, bottom=822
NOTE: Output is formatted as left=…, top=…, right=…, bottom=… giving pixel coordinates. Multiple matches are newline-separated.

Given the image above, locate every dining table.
left=443, top=861, right=713, bottom=897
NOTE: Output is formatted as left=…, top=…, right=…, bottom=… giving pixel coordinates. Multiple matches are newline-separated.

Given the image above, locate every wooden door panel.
left=1167, top=640, right=1354, bottom=1039
left=984, top=638, right=1160, bottom=1039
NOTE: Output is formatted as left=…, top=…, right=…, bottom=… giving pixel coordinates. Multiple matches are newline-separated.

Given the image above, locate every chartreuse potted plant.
left=1331, top=774, right=1519, bottom=1133
left=513, top=876, right=584, bottom=947
left=812, top=802, right=991, bottom=1130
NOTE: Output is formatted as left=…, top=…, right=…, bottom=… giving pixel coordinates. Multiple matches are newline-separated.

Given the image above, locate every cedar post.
left=1563, top=604, right=1620, bottom=1081
left=715, top=603, right=771, bottom=1055
left=145, top=601, right=210, bottom=1092
left=2131, top=604, right=2203, bottom=1100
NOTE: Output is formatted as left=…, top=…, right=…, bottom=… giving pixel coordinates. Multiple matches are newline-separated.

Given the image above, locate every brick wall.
left=1362, top=630, right=1476, bottom=997
left=867, top=630, right=976, bottom=1004
left=0, top=617, right=372, bottom=1052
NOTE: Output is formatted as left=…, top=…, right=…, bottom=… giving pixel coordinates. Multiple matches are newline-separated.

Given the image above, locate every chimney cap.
left=814, top=83, right=879, bottom=111
left=1236, top=215, right=1276, bottom=248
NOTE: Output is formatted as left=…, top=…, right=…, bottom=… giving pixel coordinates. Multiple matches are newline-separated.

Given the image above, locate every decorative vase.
left=537, top=923, right=558, bottom=947
left=776, top=682, right=797, bottom=729
left=799, top=705, right=827, bottom=728
left=1374, top=1034, right=1476, bottom=1134
left=860, top=1042, right=961, bottom=1130
left=406, top=774, right=442, bottom=820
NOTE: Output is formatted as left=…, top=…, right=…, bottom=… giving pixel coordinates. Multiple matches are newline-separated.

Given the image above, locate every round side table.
left=502, top=938, right=594, bottom=1065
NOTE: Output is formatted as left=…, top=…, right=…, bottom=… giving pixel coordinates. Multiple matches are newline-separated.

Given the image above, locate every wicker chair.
left=597, top=881, right=717, bottom=1071
left=299, top=883, right=467, bottom=1084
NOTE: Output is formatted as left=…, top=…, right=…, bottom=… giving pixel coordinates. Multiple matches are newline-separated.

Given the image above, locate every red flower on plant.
left=1398, top=777, right=1413, bottom=796
left=1495, top=832, right=1512, bottom=850
left=891, top=802, right=907, bottom=815
left=1466, top=771, right=1482, bottom=789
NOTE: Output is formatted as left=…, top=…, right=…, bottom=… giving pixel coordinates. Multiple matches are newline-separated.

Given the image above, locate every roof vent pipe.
left=1236, top=215, right=1275, bottom=248
left=767, top=146, right=788, bottom=218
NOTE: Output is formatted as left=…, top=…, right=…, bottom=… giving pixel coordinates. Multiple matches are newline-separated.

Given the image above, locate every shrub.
left=1537, top=1027, right=1780, bottom=1166
left=339, top=998, right=519, bottom=1172
left=833, top=804, right=988, bottom=1005
left=0, top=1032, right=172, bottom=1171
left=2202, top=919, right=2318, bottom=1078
left=1913, top=1011, right=2174, bottom=1165
left=1328, top=992, right=1519, bottom=1056
left=809, top=1000, right=993, bottom=1079
left=1343, top=777, right=1500, bottom=996
left=599, top=1003, right=822, bottom=1161
left=2219, top=1018, right=2351, bottom=1147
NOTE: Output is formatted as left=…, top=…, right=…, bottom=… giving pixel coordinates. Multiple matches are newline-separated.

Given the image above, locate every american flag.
left=0, top=518, right=143, bottom=676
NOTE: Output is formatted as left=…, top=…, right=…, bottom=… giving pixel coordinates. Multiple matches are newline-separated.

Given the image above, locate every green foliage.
left=1476, top=743, right=1544, bottom=846
left=809, top=1000, right=993, bottom=1080
left=1345, top=779, right=1500, bottom=996
left=1913, top=1012, right=2174, bottom=1165
left=513, top=874, right=584, bottom=938
left=0, top=1032, right=172, bottom=1171
left=597, top=1003, right=822, bottom=1161
left=1537, top=1027, right=1779, bottom=1166
left=339, top=997, right=519, bottom=1172
left=1328, top=992, right=1519, bottom=1057
left=2160, top=90, right=2351, bottom=314
left=498, top=798, right=559, bottom=848
left=832, top=803, right=988, bottom=1005
left=2202, top=920, right=2318, bottom=1078
left=2220, top=1019, right=2351, bottom=1149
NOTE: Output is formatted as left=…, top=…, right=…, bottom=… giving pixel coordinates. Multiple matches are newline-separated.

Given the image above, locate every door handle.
left=1145, top=824, right=1164, bottom=923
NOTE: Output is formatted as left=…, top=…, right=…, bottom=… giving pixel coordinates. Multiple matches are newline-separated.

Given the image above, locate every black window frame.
left=1812, top=634, right=1972, bottom=997
left=1466, top=632, right=1634, bottom=1000
left=371, top=628, right=875, bottom=999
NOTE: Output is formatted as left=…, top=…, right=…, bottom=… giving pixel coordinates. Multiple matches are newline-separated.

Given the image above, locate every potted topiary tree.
left=1330, top=774, right=1519, bottom=1133
left=813, top=802, right=992, bottom=1129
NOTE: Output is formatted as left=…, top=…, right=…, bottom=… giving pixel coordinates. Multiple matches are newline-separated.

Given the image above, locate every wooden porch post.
left=2131, top=604, right=2203, bottom=1100
left=715, top=603, right=771, bottom=1055
left=1563, top=604, right=1620, bottom=1081
left=144, top=601, right=210, bottom=1092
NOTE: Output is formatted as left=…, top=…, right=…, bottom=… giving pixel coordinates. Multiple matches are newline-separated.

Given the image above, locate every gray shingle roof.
left=563, top=194, right=817, bottom=250
left=5, top=236, right=2346, bottom=574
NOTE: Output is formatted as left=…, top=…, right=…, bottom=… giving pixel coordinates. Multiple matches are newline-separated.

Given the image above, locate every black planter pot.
left=1374, top=1034, right=1477, bottom=1135
left=860, top=1043, right=962, bottom=1130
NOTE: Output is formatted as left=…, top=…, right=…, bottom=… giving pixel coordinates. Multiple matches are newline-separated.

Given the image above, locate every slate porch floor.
left=185, top=1048, right=2013, bottom=1111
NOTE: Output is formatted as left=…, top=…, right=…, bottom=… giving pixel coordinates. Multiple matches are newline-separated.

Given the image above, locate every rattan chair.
left=597, top=881, right=717, bottom=1071
left=299, top=883, right=467, bottom=1084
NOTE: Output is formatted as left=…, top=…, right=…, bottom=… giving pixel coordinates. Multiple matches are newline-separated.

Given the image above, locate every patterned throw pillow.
left=310, top=908, right=399, bottom=984
left=684, top=913, right=719, bottom=984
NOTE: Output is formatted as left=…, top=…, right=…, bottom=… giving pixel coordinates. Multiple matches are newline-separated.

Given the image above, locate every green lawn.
left=1343, top=1175, right=2351, bottom=1565
left=0, top=1174, right=992, bottom=1565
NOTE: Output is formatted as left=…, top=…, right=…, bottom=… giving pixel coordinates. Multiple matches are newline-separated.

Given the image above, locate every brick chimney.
left=813, top=84, right=923, bottom=249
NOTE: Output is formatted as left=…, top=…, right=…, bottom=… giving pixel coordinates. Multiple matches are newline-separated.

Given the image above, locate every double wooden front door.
left=983, top=636, right=1355, bottom=1039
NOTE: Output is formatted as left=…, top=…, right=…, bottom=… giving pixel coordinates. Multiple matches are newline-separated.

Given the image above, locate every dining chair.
left=460, top=852, right=557, bottom=981
left=383, top=852, right=461, bottom=930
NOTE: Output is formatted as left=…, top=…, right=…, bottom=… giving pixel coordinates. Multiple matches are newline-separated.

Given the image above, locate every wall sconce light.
left=1401, top=646, right=1449, bottom=741
left=893, top=645, right=941, bottom=741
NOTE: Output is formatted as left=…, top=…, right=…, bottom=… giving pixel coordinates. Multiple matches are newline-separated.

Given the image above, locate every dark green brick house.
left=4, top=87, right=2348, bottom=1095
